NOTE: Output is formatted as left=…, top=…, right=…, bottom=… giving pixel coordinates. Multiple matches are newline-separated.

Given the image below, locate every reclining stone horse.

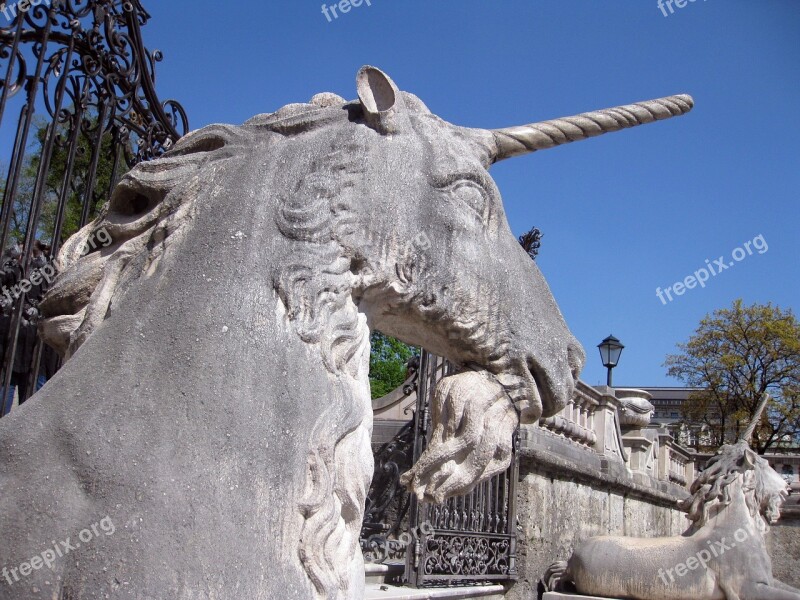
left=544, top=394, right=800, bottom=600
left=0, top=66, right=692, bottom=599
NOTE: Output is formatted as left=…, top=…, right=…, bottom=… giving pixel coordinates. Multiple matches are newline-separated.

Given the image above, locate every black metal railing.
left=363, top=350, right=519, bottom=587
left=361, top=421, right=415, bottom=564
left=0, top=0, right=188, bottom=416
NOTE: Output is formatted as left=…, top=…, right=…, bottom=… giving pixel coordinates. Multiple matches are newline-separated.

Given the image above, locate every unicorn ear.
left=356, top=66, right=406, bottom=134
left=743, top=448, right=757, bottom=469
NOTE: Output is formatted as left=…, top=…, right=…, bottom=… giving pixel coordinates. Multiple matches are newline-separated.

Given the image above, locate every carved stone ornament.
left=1, top=66, right=691, bottom=599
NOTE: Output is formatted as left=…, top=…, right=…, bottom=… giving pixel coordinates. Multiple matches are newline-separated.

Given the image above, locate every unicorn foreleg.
left=774, top=580, right=800, bottom=595
left=542, top=560, right=570, bottom=592
left=740, top=582, right=800, bottom=600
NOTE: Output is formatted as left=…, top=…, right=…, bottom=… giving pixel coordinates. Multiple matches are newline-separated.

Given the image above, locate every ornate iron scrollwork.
left=1, top=0, right=188, bottom=166
left=362, top=354, right=423, bottom=563
left=364, top=350, right=519, bottom=583
left=0, top=0, right=188, bottom=417
left=403, top=351, right=519, bottom=586
left=360, top=421, right=415, bottom=563
left=421, top=534, right=512, bottom=578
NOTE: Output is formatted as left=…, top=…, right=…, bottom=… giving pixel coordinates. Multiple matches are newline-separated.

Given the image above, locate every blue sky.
left=5, top=1, right=800, bottom=386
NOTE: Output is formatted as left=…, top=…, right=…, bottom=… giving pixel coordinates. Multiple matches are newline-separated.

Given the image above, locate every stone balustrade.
left=659, top=431, right=695, bottom=487
left=369, top=368, right=704, bottom=600
left=535, top=383, right=696, bottom=491
left=538, top=383, right=599, bottom=448
left=372, top=367, right=697, bottom=493
left=514, top=385, right=693, bottom=600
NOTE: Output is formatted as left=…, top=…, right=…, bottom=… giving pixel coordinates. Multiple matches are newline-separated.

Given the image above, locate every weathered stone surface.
left=507, top=432, right=687, bottom=600
left=542, top=441, right=799, bottom=600
left=767, top=510, right=800, bottom=589
left=615, top=388, right=654, bottom=428
left=543, top=593, right=618, bottom=600
left=0, top=66, right=693, bottom=599
left=400, top=370, right=518, bottom=503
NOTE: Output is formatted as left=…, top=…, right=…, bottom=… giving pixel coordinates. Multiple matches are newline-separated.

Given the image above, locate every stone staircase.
left=364, top=563, right=506, bottom=600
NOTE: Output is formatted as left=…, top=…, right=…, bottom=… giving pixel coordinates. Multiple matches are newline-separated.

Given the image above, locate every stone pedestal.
left=623, top=428, right=657, bottom=475
left=593, top=387, right=626, bottom=462
left=543, top=593, right=621, bottom=600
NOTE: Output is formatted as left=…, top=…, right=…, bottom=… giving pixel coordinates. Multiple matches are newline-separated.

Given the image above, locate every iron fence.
left=0, top=0, right=187, bottom=416
left=362, top=350, right=519, bottom=587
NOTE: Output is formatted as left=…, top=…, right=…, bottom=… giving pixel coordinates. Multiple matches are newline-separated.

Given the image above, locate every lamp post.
left=598, top=334, right=624, bottom=387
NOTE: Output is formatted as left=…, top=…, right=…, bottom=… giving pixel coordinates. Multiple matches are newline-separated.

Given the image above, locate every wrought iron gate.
left=362, top=350, right=519, bottom=587
left=0, top=0, right=187, bottom=416
left=405, top=351, right=519, bottom=586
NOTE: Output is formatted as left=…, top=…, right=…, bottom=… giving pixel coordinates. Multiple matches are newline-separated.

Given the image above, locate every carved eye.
left=449, top=181, right=487, bottom=220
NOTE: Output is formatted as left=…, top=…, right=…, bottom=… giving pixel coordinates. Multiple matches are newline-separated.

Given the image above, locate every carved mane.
left=265, top=99, right=374, bottom=597
left=45, top=97, right=379, bottom=598
left=272, top=128, right=368, bottom=376
left=45, top=92, right=439, bottom=599
left=679, top=440, right=782, bottom=531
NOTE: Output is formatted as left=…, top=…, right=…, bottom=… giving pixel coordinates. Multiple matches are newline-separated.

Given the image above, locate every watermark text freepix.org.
left=657, top=0, right=707, bottom=18
left=1, top=262, right=55, bottom=305
left=2, top=516, right=115, bottom=585
left=1, top=227, right=112, bottom=306
left=1, top=0, right=134, bottom=21
left=657, top=528, right=748, bottom=585
left=656, top=234, right=767, bottom=305
left=1, top=0, right=61, bottom=21
left=321, top=0, right=372, bottom=22
left=364, top=520, right=434, bottom=562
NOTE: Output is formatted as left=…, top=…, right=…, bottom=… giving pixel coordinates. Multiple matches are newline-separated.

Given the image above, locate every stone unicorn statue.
left=544, top=393, right=799, bottom=600
left=0, top=66, right=692, bottom=599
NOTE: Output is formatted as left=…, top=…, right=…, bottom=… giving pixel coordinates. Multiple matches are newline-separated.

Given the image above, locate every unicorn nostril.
left=567, top=343, right=585, bottom=382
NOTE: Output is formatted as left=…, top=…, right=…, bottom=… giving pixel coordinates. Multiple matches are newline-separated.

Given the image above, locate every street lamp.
left=598, top=334, right=624, bottom=387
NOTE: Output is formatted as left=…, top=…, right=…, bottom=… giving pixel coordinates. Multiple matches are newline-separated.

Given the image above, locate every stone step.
left=365, top=583, right=506, bottom=600
left=544, top=593, right=618, bottom=600
left=365, top=562, right=405, bottom=585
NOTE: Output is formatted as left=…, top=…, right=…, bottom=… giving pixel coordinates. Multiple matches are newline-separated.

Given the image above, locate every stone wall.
left=505, top=426, right=690, bottom=600
left=373, top=379, right=799, bottom=597
left=767, top=509, right=800, bottom=589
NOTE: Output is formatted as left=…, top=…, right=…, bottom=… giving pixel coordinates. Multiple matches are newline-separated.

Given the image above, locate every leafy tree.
left=369, top=332, right=418, bottom=399
left=1, top=157, right=36, bottom=246
left=6, top=115, right=127, bottom=249
left=665, top=299, right=800, bottom=453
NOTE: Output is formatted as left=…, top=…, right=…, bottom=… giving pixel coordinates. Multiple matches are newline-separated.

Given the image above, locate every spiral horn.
left=739, top=392, right=772, bottom=444
left=491, top=94, right=694, bottom=162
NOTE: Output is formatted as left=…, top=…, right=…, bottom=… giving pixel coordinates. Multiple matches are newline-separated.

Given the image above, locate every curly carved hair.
left=257, top=97, right=378, bottom=599
left=678, top=440, right=779, bottom=529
